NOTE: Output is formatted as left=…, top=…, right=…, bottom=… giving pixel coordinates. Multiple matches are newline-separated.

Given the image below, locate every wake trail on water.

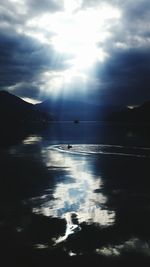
left=50, top=144, right=150, bottom=158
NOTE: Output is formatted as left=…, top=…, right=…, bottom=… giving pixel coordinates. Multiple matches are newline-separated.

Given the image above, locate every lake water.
left=1, top=122, right=150, bottom=266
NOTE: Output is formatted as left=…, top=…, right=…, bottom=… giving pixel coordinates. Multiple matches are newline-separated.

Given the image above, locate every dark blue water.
left=1, top=122, right=150, bottom=266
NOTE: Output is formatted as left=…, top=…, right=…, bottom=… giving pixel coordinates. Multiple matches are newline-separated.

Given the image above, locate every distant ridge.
left=2, top=90, right=150, bottom=124
left=35, top=98, right=119, bottom=121
left=109, top=101, right=150, bottom=123
left=0, top=90, right=53, bottom=125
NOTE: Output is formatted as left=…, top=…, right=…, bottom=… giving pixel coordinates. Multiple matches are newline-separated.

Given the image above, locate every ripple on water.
left=51, top=144, right=150, bottom=158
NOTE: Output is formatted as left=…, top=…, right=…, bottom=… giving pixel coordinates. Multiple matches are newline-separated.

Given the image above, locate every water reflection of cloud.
left=33, top=148, right=115, bottom=227
left=22, top=135, right=42, bottom=145
left=96, top=238, right=150, bottom=257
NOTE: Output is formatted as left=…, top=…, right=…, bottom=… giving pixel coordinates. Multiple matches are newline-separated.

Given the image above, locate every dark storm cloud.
left=82, top=0, right=150, bottom=106
left=81, top=0, right=121, bottom=9
left=99, top=0, right=150, bottom=49
left=81, top=0, right=150, bottom=48
left=0, top=29, right=64, bottom=82
left=0, top=0, right=63, bottom=23
left=26, top=0, right=64, bottom=16
left=0, top=0, right=23, bottom=26
left=0, top=1, right=70, bottom=100
left=93, top=47, right=150, bottom=106
left=0, top=0, right=63, bottom=32
left=0, top=29, right=67, bottom=86
left=0, top=0, right=71, bottom=100
left=123, top=0, right=150, bottom=21
left=120, top=0, right=150, bottom=45
left=0, top=0, right=150, bottom=104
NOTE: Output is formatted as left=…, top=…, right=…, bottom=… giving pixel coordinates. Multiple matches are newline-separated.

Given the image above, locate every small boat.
left=67, top=144, right=72, bottom=149
left=74, top=120, right=79, bottom=123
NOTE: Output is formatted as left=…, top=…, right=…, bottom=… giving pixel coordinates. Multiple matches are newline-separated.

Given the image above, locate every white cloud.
left=96, top=238, right=150, bottom=257
left=1, top=0, right=150, bottom=104
left=32, top=148, right=115, bottom=227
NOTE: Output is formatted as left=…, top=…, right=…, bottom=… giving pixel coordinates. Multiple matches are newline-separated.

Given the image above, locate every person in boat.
left=67, top=144, right=72, bottom=149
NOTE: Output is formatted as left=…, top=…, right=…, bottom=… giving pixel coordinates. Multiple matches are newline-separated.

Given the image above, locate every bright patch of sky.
left=1, top=0, right=150, bottom=105
left=22, top=0, right=121, bottom=95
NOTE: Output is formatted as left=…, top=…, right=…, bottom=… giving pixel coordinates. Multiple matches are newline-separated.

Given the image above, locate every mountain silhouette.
left=2, top=90, right=150, bottom=123
left=0, top=91, right=53, bottom=125
left=109, top=101, right=150, bottom=123
left=35, top=98, right=119, bottom=121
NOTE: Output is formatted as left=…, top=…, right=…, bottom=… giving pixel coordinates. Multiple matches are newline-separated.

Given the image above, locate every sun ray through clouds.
left=25, top=0, right=121, bottom=99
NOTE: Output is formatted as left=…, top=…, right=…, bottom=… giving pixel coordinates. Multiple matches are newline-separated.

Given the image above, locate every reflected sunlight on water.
left=22, top=135, right=42, bottom=145
left=31, top=147, right=115, bottom=233
left=1, top=123, right=150, bottom=264
left=96, top=238, right=150, bottom=257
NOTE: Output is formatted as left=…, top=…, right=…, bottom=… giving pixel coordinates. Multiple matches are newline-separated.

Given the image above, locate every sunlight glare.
left=26, top=2, right=121, bottom=91
left=64, top=0, right=82, bottom=13
left=51, top=5, right=120, bottom=71
left=33, top=147, right=116, bottom=228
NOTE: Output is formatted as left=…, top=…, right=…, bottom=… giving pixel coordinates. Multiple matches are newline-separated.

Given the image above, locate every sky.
left=0, top=0, right=150, bottom=106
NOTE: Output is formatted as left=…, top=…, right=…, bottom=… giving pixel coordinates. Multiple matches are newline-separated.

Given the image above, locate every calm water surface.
left=1, top=122, right=150, bottom=266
